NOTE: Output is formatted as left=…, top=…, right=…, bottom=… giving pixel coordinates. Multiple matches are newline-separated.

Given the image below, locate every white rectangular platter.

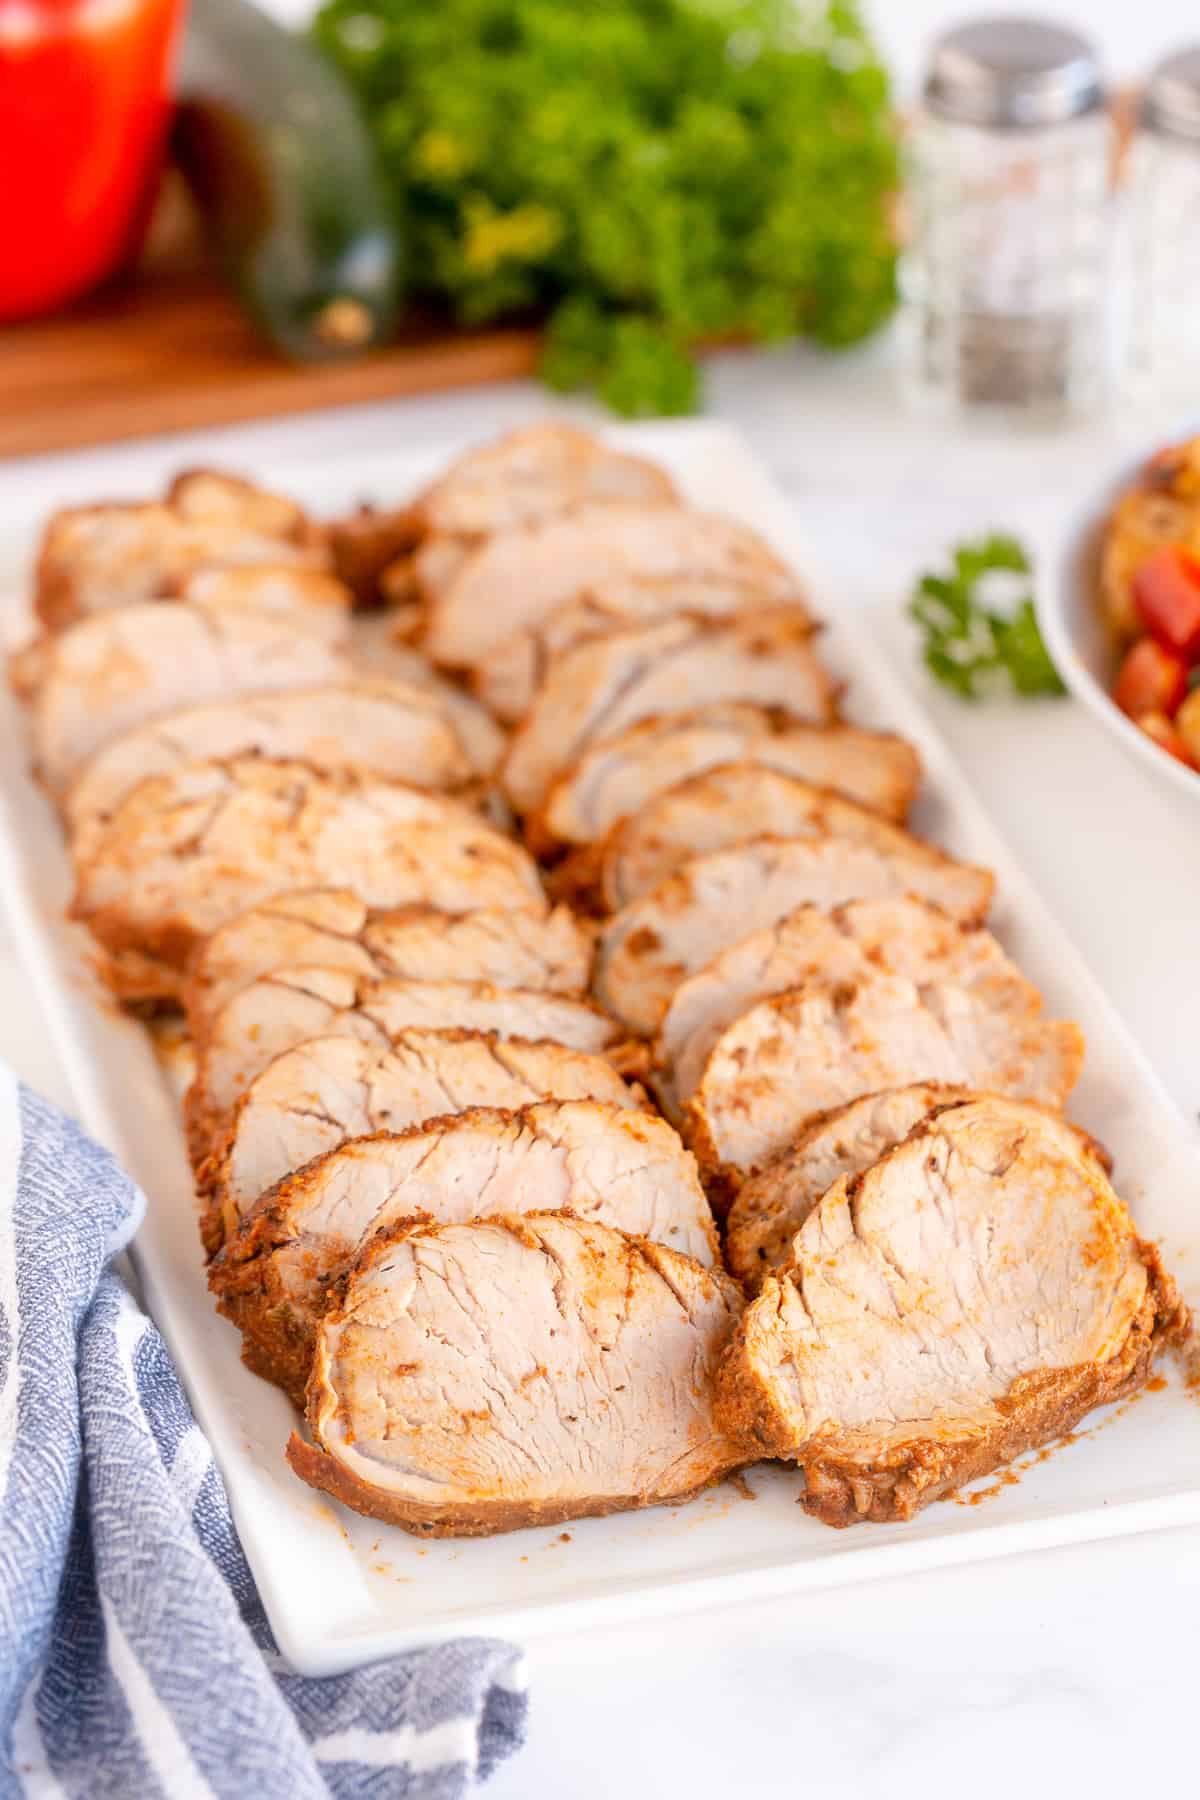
left=1, top=420, right=1198, bottom=1677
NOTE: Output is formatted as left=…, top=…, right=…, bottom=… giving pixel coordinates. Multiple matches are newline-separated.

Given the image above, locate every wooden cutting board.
left=0, top=266, right=544, bottom=461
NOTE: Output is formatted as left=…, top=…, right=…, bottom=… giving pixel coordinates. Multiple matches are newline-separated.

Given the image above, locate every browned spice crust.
left=326, top=503, right=421, bottom=608
left=542, top=843, right=607, bottom=916
left=717, top=1240, right=1190, bottom=1528
left=285, top=1432, right=736, bottom=1538
left=206, top=1165, right=383, bottom=1407
left=68, top=895, right=208, bottom=996
left=182, top=1067, right=227, bottom=1173
left=680, top=1097, right=752, bottom=1219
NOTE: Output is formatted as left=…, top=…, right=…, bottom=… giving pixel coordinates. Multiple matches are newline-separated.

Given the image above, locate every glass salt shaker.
left=900, top=18, right=1113, bottom=420
left=1125, top=48, right=1200, bottom=408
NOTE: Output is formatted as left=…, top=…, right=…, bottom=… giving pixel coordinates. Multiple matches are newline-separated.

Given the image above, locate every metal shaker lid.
left=1142, top=48, right=1200, bottom=142
left=923, top=17, right=1104, bottom=129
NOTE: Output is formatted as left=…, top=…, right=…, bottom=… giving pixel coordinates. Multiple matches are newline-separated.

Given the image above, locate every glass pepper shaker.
left=900, top=18, right=1113, bottom=420
left=1125, top=48, right=1200, bottom=408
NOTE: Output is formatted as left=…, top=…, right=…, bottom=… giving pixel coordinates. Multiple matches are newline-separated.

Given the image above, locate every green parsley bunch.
left=312, top=0, right=898, bottom=413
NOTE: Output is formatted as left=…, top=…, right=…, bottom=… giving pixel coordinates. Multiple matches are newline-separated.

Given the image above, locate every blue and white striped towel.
left=0, top=1076, right=527, bottom=1798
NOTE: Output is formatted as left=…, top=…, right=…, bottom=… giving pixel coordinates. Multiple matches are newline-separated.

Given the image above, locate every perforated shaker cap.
left=1142, top=48, right=1200, bottom=143
left=923, top=17, right=1104, bottom=129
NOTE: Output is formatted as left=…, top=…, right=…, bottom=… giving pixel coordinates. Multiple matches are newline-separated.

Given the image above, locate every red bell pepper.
left=1132, top=546, right=1200, bottom=664
left=1113, top=636, right=1190, bottom=720
left=0, top=0, right=186, bottom=321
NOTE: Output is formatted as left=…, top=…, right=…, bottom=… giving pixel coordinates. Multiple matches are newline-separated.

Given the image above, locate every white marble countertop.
left=3, top=341, right=1198, bottom=1798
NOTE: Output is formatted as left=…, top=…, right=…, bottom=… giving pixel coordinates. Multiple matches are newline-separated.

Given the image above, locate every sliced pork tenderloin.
left=287, top=1211, right=745, bottom=1535
left=71, top=762, right=545, bottom=1004
left=63, top=682, right=478, bottom=863
left=337, top=418, right=673, bottom=621
left=724, top=1085, right=1113, bottom=1290
left=412, top=423, right=677, bottom=551
left=479, top=573, right=815, bottom=723
left=343, top=621, right=506, bottom=774
left=198, top=1029, right=643, bottom=1254
left=501, top=612, right=838, bottom=816
left=724, top=1083, right=973, bottom=1289
left=687, top=972, right=1085, bottom=1199
left=424, top=502, right=803, bottom=674
left=593, top=836, right=995, bottom=1038
left=28, top=603, right=349, bottom=794
left=591, top=764, right=958, bottom=911
left=532, top=707, right=920, bottom=855
left=655, top=895, right=1040, bottom=1119
left=165, top=469, right=314, bottom=541
left=184, top=966, right=620, bottom=1159
left=184, top=891, right=591, bottom=1037
left=717, top=1097, right=1188, bottom=1527
left=212, top=1104, right=721, bottom=1403
left=393, top=434, right=683, bottom=640
left=170, top=565, right=349, bottom=642
left=35, top=478, right=325, bottom=631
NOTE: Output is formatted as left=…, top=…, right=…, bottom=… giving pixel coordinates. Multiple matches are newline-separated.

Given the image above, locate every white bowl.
left=1040, top=447, right=1200, bottom=805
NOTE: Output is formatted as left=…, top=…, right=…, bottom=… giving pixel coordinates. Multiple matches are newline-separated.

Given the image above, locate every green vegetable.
left=910, top=535, right=1065, bottom=700
left=175, top=0, right=402, bottom=362
left=311, top=0, right=898, bottom=413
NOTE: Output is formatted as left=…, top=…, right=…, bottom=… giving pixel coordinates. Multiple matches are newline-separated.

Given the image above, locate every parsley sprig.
left=910, top=534, right=1064, bottom=700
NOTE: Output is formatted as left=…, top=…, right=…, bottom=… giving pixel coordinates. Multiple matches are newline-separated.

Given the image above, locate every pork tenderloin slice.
left=165, top=469, right=314, bottom=541
left=725, top=1085, right=1114, bottom=1291
left=479, top=574, right=813, bottom=724
left=687, top=971, right=1086, bottom=1198
left=344, top=620, right=506, bottom=774
left=71, top=760, right=545, bottom=1001
left=724, top=1083, right=975, bottom=1289
left=657, top=895, right=1031, bottom=1118
left=501, top=612, right=838, bottom=817
left=535, top=708, right=920, bottom=852
left=173, top=565, right=349, bottom=642
left=198, top=1028, right=643, bottom=1253
left=34, top=484, right=326, bottom=631
left=64, top=682, right=476, bottom=863
left=597, top=764, right=957, bottom=911
left=717, top=1098, right=1188, bottom=1526
left=212, top=1103, right=721, bottom=1404
left=184, top=892, right=591, bottom=1037
left=594, top=836, right=996, bottom=1038
left=412, top=424, right=678, bottom=550
left=287, top=1211, right=744, bottom=1535
left=184, top=966, right=620, bottom=1159
left=425, top=502, right=802, bottom=672
left=29, top=603, right=349, bottom=794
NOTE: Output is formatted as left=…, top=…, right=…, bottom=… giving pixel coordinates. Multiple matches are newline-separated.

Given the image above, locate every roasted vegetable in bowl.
left=1101, top=436, right=1200, bottom=773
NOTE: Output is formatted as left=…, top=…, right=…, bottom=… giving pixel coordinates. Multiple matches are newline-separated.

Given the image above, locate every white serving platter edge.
left=0, top=420, right=1197, bottom=1677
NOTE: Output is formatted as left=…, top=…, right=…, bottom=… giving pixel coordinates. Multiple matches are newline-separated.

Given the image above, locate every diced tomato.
left=1177, top=688, right=1200, bottom=763
left=1135, top=710, right=1199, bottom=770
left=1113, top=636, right=1189, bottom=718
left=1132, top=547, right=1200, bottom=662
